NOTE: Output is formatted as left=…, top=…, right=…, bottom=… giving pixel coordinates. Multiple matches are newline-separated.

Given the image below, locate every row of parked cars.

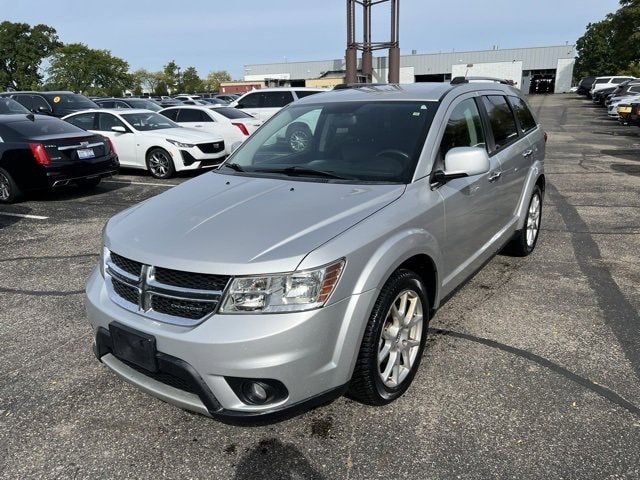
left=0, top=87, right=326, bottom=203
left=575, top=75, right=640, bottom=126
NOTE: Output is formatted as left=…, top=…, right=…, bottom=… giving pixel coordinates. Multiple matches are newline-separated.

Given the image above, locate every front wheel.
left=504, top=185, right=542, bottom=256
left=146, top=148, right=175, bottom=179
left=348, top=269, right=429, bottom=405
left=286, top=123, right=312, bottom=152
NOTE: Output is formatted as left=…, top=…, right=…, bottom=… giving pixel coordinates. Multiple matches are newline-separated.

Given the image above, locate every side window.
left=481, top=95, right=519, bottom=151
left=262, top=91, right=294, bottom=108
left=508, top=96, right=537, bottom=134
left=114, top=101, right=130, bottom=109
left=295, top=90, right=321, bottom=99
left=439, top=98, right=486, bottom=161
left=237, top=93, right=260, bottom=109
left=66, top=113, right=96, bottom=130
left=31, top=95, right=50, bottom=112
left=99, top=101, right=114, bottom=108
left=177, top=109, right=205, bottom=122
left=14, top=95, right=34, bottom=110
left=161, top=109, right=178, bottom=121
left=629, top=86, right=640, bottom=94
left=97, top=113, right=125, bottom=131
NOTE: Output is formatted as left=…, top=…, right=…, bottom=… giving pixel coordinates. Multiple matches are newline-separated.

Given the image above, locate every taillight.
left=106, top=137, right=116, bottom=155
left=29, top=143, right=51, bottom=165
left=232, top=122, right=250, bottom=136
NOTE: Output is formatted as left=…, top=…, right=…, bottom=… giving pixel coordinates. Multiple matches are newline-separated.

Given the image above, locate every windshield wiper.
left=254, top=166, right=348, bottom=180
left=222, top=162, right=245, bottom=172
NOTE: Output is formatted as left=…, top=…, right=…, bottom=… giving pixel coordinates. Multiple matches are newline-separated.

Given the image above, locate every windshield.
left=224, top=101, right=435, bottom=184
left=126, top=99, right=162, bottom=111
left=121, top=112, right=180, bottom=131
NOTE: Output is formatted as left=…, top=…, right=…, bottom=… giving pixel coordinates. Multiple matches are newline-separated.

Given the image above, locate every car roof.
left=292, top=81, right=519, bottom=105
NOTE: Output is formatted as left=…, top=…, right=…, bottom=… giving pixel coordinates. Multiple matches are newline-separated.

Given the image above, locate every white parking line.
left=103, top=180, right=178, bottom=188
left=0, top=212, right=49, bottom=220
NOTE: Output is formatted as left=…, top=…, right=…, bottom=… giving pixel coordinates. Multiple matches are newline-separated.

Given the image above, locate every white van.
left=589, top=76, right=635, bottom=97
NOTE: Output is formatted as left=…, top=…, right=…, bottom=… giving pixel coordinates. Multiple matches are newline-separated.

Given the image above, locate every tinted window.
left=295, top=90, right=322, bottom=99
left=594, top=78, right=610, bottom=85
left=121, top=112, right=178, bottom=131
left=3, top=117, right=87, bottom=138
left=481, top=95, right=519, bottom=151
left=97, top=113, right=126, bottom=131
left=31, top=95, right=51, bottom=112
left=177, top=109, right=210, bottom=122
left=98, top=100, right=115, bottom=108
left=13, top=95, right=33, bottom=110
left=43, top=93, right=98, bottom=110
left=509, top=96, right=537, bottom=134
left=237, top=92, right=260, bottom=109
left=160, top=109, right=179, bottom=121
left=66, top=113, right=96, bottom=130
left=262, top=91, right=294, bottom=108
left=439, top=98, right=486, bottom=160
left=114, top=101, right=131, bottom=109
left=212, top=107, right=255, bottom=119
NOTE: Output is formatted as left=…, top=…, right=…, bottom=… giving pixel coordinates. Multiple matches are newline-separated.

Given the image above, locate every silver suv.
left=86, top=80, right=545, bottom=420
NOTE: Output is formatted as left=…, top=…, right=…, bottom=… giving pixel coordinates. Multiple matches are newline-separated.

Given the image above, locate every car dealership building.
left=235, top=44, right=576, bottom=94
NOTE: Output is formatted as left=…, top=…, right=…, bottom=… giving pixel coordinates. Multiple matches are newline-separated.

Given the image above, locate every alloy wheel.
left=526, top=193, right=541, bottom=248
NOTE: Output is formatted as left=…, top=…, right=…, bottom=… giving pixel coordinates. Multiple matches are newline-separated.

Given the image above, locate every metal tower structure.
left=345, top=0, right=400, bottom=84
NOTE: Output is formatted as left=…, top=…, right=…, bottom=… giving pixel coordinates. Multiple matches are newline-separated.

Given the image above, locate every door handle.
left=488, top=171, right=502, bottom=182
left=523, top=149, right=533, bottom=158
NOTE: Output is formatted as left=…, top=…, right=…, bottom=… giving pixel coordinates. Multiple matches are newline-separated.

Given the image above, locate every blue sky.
left=3, top=0, right=624, bottom=80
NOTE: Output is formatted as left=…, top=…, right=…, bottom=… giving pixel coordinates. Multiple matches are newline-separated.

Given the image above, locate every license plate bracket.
left=109, top=322, right=158, bottom=372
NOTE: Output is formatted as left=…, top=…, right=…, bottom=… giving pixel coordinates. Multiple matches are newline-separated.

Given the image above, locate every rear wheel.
left=0, top=168, right=23, bottom=204
left=349, top=269, right=429, bottom=405
left=146, top=148, right=175, bottom=179
left=504, top=185, right=542, bottom=256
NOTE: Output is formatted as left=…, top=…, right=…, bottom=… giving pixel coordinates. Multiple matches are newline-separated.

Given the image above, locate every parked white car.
left=228, top=87, right=327, bottom=121
left=589, top=76, right=635, bottom=97
left=63, top=109, right=226, bottom=178
left=608, top=94, right=640, bottom=118
left=159, top=105, right=263, bottom=154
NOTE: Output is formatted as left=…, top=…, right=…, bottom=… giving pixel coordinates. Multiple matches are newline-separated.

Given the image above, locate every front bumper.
left=85, top=267, right=376, bottom=420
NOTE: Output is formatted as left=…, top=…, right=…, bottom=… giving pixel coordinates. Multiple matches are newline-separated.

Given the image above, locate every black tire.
left=348, top=269, right=429, bottom=405
left=503, top=185, right=542, bottom=257
left=76, top=177, right=102, bottom=190
left=146, top=148, right=175, bottom=179
left=286, top=123, right=312, bottom=152
left=0, top=167, right=23, bottom=204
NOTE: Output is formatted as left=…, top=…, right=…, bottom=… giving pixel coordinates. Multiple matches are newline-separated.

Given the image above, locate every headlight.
left=166, top=139, right=195, bottom=148
left=220, top=260, right=345, bottom=313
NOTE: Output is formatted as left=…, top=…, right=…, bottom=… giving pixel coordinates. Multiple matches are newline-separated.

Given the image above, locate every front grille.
left=119, top=358, right=200, bottom=395
left=105, top=251, right=230, bottom=326
left=110, top=252, right=143, bottom=277
left=197, top=141, right=225, bottom=154
left=154, top=267, right=229, bottom=291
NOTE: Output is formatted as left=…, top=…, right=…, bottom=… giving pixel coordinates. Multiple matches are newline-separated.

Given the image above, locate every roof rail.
left=450, top=76, right=515, bottom=86
left=333, top=83, right=394, bottom=90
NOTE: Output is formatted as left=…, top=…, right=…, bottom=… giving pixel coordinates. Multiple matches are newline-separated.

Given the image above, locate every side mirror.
left=432, top=147, right=490, bottom=183
left=111, top=126, right=127, bottom=133
left=37, top=106, right=53, bottom=115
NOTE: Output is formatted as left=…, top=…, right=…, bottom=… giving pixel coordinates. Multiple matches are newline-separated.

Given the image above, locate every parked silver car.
left=86, top=80, right=546, bottom=420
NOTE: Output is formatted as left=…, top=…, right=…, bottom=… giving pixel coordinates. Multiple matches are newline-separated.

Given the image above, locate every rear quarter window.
left=508, top=96, right=537, bottom=134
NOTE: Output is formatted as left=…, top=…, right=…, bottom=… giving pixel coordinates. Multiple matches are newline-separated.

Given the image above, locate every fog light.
left=244, top=382, right=270, bottom=404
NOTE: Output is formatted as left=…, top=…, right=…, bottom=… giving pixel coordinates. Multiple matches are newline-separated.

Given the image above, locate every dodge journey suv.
left=86, top=80, right=546, bottom=421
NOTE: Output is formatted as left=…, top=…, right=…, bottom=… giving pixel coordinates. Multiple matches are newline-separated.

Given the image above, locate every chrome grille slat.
left=104, top=251, right=231, bottom=326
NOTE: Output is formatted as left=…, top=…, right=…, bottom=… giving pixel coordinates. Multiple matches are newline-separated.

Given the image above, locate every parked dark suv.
left=0, top=91, right=98, bottom=117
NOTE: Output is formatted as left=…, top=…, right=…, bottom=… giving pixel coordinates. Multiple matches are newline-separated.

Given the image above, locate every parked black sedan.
left=0, top=114, right=119, bottom=203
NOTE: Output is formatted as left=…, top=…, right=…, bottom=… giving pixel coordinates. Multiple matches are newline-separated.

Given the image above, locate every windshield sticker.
left=53, top=96, right=61, bottom=103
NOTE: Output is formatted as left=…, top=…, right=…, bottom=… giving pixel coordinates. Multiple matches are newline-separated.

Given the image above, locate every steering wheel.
left=376, top=149, right=409, bottom=160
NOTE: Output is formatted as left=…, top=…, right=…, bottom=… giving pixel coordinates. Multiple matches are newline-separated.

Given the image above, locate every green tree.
left=0, top=21, right=60, bottom=90
left=574, top=0, right=640, bottom=79
left=132, top=68, right=165, bottom=95
left=205, top=70, right=232, bottom=93
left=46, top=43, right=132, bottom=96
left=163, top=60, right=180, bottom=94
left=181, top=66, right=204, bottom=93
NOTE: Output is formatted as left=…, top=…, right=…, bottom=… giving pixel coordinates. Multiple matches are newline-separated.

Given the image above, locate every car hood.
left=141, top=127, right=224, bottom=143
left=106, top=173, right=405, bottom=275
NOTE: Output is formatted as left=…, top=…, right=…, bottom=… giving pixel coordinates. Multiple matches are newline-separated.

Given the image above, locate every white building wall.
left=372, top=66, right=415, bottom=83
left=451, top=61, right=523, bottom=89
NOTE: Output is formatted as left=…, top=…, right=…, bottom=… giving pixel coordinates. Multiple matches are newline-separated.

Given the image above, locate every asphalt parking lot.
left=1, top=94, right=639, bottom=479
